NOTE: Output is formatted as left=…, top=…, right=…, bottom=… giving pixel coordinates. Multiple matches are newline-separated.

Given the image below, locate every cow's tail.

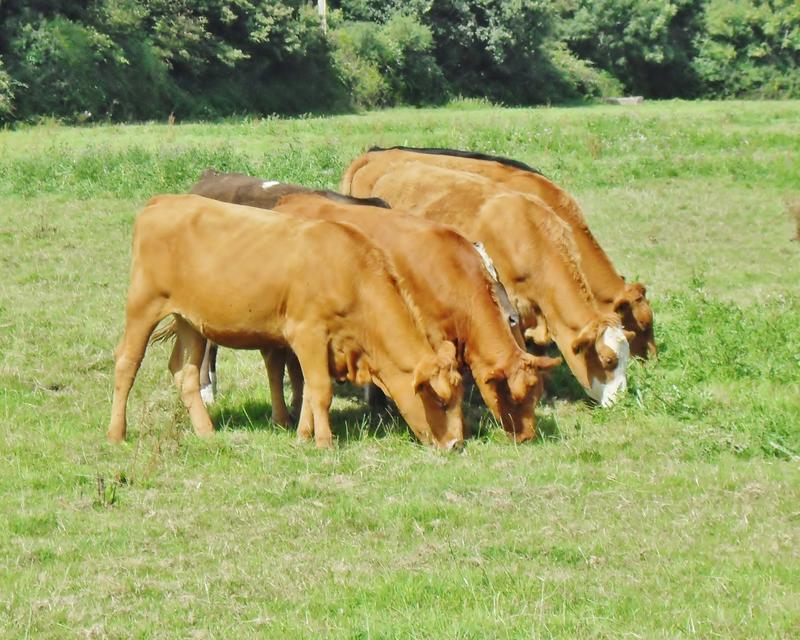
left=149, top=315, right=178, bottom=345
left=338, top=152, right=372, bottom=195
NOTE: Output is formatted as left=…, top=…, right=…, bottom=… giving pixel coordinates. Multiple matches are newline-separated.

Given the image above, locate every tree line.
left=0, top=0, right=797, bottom=123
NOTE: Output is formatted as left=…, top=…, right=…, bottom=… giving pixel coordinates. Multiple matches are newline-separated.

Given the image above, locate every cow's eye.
left=508, top=316, right=518, bottom=326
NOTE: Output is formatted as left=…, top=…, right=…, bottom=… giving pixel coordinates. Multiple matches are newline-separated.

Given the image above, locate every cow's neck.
left=513, top=178, right=626, bottom=303
left=570, top=233, right=625, bottom=304
left=460, top=295, right=519, bottom=378
left=355, top=285, right=431, bottom=380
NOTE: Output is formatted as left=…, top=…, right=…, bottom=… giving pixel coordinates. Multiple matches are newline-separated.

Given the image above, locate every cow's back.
left=347, top=148, right=620, bottom=294
left=133, top=195, right=376, bottom=343
left=274, top=194, right=504, bottom=339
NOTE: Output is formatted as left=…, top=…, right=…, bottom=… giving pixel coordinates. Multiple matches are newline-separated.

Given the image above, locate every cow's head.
left=570, top=317, right=631, bottom=407
left=411, top=341, right=465, bottom=449
left=612, top=282, right=656, bottom=359
left=476, top=352, right=562, bottom=442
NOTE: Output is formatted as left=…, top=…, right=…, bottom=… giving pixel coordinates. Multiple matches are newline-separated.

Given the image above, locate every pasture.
left=1, top=100, right=799, bottom=638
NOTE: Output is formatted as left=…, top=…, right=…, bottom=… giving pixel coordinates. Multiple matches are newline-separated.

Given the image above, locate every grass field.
left=1, top=100, right=799, bottom=638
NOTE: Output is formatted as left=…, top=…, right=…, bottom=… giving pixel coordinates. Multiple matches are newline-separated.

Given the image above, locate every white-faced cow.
left=341, top=160, right=631, bottom=406
left=343, top=147, right=656, bottom=359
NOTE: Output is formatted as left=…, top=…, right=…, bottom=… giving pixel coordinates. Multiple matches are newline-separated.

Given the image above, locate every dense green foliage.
left=1, top=101, right=799, bottom=636
left=0, top=1, right=798, bottom=119
left=694, top=0, right=800, bottom=97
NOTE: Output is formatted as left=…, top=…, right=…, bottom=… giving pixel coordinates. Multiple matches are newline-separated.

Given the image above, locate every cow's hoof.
left=271, top=412, right=292, bottom=429
left=315, top=437, right=335, bottom=449
left=296, top=424, right=313, bottom=442
left=106, top=431, right=125, bottom=444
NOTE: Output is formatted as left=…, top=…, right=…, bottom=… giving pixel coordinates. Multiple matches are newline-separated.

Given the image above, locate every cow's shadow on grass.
left=465, top=402, right=564, bottom=444
left=210, top=382, right=413, bottom=443
left=544, top=369, right=588, bottom=404
left=210, top=369, right=581, bottom=446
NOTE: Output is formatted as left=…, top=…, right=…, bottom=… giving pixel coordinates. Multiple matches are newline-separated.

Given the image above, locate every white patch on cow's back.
left=261, top=180, right=280, bottom=190
left=587, top=325, right=629, bottom=407
left=472, top=241, right=521, bottom=328
left=472, top=242, right=499, bottom=280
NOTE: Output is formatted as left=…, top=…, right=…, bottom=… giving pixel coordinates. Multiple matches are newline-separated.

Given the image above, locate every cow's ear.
left=507, top=356, right=541, bottom=402
left=623, top=330, right=636, bottom=343
left=631, top=282, right=647, bottom=298
left=414, top=343, right=460, bottom=404
left=429, top=370, right=455, bottom=405
left=571, top=324, right=596, bottom=354
left=412, top=361, right=432, bottom=394
left=413, top=359, right=456, bottom=404
left=613, top=292, right=631, bottom=313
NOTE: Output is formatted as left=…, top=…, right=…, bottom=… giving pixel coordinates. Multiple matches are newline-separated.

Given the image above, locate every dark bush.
left=330, top=13, right=444, bottom=108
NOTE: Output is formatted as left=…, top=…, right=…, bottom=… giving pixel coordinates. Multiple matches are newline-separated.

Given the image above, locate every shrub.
left=693, top=0, right=800, bottom=98
left=5, top=13, right=175, bottom=121
left=330, top=13, right=444, bottom=108
left=560, top=0, right=705, bottom=98
left=547, top=43, right=625, bottom=99
left=0, top=57, right=14, bottom=121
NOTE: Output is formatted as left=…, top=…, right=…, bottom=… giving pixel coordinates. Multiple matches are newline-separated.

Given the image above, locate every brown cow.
left=107, top=194, right=464, bottom=449
left=341, top=161, right=632, bottom=406
left=188, top=169, right=524, bottom=409
left=343, top=147, right=656, bottom=359
left=189, top=171, right=560, bottom=442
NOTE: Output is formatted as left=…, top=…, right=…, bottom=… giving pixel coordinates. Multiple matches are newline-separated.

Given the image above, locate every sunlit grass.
left=1, top=100, right=798, bottom=638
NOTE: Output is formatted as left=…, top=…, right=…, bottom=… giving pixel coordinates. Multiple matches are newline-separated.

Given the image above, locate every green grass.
left=1, top=100, right=799, bottom=638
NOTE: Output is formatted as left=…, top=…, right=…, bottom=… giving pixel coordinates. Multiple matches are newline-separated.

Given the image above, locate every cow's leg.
left=263, top=348, right=292, bottom=428
left=364, top=383, right=387, bottom=411
left=175, top=321, right=215, bottom=437
left=286, top=351, right=304, bottom=419
left=107, top=297, right=164, bottom=443
left=292, top=335, right=334, bottom=448
left=199, top=341, right=217, bottom=405
left=168, top=332, right=185, bottom=389
left=296, top=389, right=314, bottom=443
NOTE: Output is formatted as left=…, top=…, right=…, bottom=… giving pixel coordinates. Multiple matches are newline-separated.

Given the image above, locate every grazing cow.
left=186, top=169, right=394, bottom=406
left=343, top=147, right=656, bottom=359
left=341, top=161, right=631, bottom=406
left=107, top=194, right=464, bottom=449
left=188, top=169, right=525, bottom=407
left=189, top=171, right=560, bottom=442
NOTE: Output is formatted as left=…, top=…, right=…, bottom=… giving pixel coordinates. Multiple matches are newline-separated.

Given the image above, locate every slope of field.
left=1, top=101, right=798, bottom=638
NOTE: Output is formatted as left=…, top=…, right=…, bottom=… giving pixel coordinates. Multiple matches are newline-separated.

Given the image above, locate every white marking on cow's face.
left=587, top=325, right=629, bottom=407
left=261, top=180, right=279, bottom=190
